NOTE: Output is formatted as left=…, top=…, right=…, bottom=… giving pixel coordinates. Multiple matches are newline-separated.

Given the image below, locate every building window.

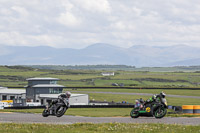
left=50, top=81, right=57, bottom=84
left=2, top=95, right=7, bottom=100
left=49, top=88, right=54, bottom=94
left=10, top=96, right=15, bottom=100
left=49, top=88, right=62, bottom=94
left=53, top=88, right=58, bottom=94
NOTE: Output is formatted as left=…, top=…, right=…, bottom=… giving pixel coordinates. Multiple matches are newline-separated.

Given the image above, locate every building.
left=0, top=87, right=26, bottom=101
left=0, top=77, right=89, bottom=106
left=25, top=77, right=89, bottom=105
left=0, top=87, right=26, bottom=106
left=101, top=72, right=115, bottom=76
left=25, top=78, right=64, bottom=103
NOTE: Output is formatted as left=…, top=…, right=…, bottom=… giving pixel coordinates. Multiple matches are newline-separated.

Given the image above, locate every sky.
left=0, top=0, right=200, bottom=49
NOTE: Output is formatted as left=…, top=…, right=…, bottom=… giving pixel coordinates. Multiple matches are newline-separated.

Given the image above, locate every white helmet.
left=160, top=91, right=166, bottom=98
left=152, top=94, right=156, bottom=99
left=65, top=91, right=71, bottom=97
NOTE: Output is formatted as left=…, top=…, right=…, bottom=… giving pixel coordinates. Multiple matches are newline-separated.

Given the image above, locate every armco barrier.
left=4, top=106, right=46, bottom=109
left=4, top=105, right=181, bottom=110
left=182, top=105, right=200, bottom=114
left=70, top=105, right=134, bottom=108
left=4, top=105, right=134, bottom=109
left=182, top=105, right=194, bottom=113
left=193, top=105, right=200, bottom=114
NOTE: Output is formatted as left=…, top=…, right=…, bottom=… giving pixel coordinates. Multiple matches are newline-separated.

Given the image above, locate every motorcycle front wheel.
left=56, top=106, right=67, bottom=117
left=42, top=109, right=49, bottom=117
left=130, top=108, right=139, bottom=118
left=154, top=107, right=167, bottom=119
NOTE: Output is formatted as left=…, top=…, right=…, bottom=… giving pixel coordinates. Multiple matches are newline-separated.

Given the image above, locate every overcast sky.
left=0, top=0, right=200, bottom=49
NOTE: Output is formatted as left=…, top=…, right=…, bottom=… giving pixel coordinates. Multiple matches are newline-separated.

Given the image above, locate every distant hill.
left=1, top=43, right=200, bottom=67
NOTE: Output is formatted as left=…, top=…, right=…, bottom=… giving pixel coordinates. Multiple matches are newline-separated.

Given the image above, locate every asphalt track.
left=71, top=91, right=200, bottom=99
left=0, top=112, right=199, bottom=125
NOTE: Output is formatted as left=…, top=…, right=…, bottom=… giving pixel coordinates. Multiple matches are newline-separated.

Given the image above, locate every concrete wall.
left=69, top=95, right=89, bottom=105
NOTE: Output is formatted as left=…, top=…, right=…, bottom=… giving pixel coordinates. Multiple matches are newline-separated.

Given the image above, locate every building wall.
left=26, top=87, right=34, bottom=99
left=0, top=94, right=26, bottom=101
left=101, top=72, right=115, bottom=76
left=35, top=88, right=50, bottom=94
left=27, top=87, right=63, bottom=102
left=69, top=95, right=89, bottom=105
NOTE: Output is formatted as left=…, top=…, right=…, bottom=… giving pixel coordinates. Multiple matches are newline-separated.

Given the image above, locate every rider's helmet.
left=65, top=91, right=71, bottom=98
left=160, top=91, right=166, bottom=98
left=135, top=99, right=139, bottom=104
left=152, top=94, right=156, bottom=100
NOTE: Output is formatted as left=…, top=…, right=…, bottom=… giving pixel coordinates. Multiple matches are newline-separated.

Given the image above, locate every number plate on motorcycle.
left=146, top=107, right=151, bottom=112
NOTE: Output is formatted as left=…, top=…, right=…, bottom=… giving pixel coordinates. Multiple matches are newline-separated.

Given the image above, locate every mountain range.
left=0, top=43, right=200, bottom=67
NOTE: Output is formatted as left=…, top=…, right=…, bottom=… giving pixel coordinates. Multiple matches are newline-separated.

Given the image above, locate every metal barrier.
left=193, top=105, right=200, bottom=114
left=182, top=105, right=200, bottom=114
left=4, top=105, right=181, bottom=110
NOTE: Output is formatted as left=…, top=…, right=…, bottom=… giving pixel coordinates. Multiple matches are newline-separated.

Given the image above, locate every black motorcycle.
left=42, top=95, right=69, bottom=117
left=130, top=92, right=167, bottom=119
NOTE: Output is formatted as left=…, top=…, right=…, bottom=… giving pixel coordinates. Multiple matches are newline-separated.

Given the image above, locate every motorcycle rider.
left=48, top=91, right=71, bottom=109
left=146, top=94, right=156, bottom=103
left=145, top=92, right=166, bottom=104
left=155, top=91, right=166, bottom=102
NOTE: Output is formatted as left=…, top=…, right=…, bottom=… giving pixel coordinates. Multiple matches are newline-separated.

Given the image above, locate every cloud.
left=73, top=0, right=111, bottom=13
left=0, top=0, right=200, bottom=49
left=57, top=11, right=81, bottom=27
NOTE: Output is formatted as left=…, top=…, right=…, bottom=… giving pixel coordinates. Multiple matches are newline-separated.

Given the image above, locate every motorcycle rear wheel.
left=154, top=107, right=167, bottom=119
left=130, top=108, right=139, bottom=118
left=56, top=106, right=67, bottom=117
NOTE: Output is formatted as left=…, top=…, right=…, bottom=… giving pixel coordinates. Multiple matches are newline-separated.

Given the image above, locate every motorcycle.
left=130, top=93, right=167, bottom=119
left=42, top=95, right=69, bottom=117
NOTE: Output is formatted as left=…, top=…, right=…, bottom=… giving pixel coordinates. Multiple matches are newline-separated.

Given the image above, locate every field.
left=1, top=66, right=200, bottom=88
left=67, top=88, right=200, bottom=96
left=0, top=65, right=200, bottom=117
left=0, top=123, right=200, bottom=133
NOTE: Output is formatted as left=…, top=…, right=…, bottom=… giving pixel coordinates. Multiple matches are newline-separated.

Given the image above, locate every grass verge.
left=0, top=123, right=200, bottom=133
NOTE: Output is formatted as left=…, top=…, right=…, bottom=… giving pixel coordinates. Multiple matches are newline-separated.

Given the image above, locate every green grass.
left=1, top=65, right=200, bottom=88
left=74, top=93, right=200, bottom=106
left=0, top=108, right=131, bottom=117
left=67, top=89, right=200, bottom=97
left=0, top=123, right=200, bottom=133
